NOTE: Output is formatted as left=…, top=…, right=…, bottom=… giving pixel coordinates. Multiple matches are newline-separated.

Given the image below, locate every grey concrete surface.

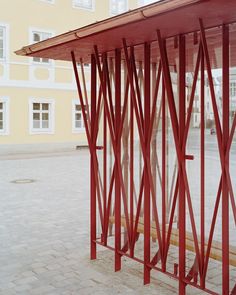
left=0, top=147, right=233, bottom=294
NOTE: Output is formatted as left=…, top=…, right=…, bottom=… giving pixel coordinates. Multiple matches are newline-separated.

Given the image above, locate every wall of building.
left=0, top=0, right=152, bottom=150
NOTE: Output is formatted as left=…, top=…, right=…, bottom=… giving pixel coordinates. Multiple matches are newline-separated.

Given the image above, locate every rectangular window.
left=110, top=0, right=128, bottom=15
left=230, top=82, right=236, bottom=97
left=73, top=0, right=93, bottom=10
left=31, top=31, right=52, bottom=63
left=72, top=100, right=88, bottom=132
left=29, top=99, right=54, bottom=134
left=0, top=97, right=9, bottom=135
left=0, top=26, right=6, bottom=60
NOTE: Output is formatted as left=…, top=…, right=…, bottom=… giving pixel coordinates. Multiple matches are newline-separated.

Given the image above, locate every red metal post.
left=200, top=43, right=205, bottom=288
left=178, top=34, right=186, bottom=294
left=91, top=54, right=97, bottom=259
left=162, top=77, right=166, bottom=272
left=130, top=62, right=134, bottom=258
left=144, top=42, right=151, bottom=285
left=222, top=24, right=229, bottom=295
left=103, top=57, right=107, bottom=245
left=115, top=49, right=122, bottom=271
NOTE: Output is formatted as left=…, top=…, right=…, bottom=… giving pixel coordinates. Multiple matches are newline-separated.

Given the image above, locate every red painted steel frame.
left=71, top=21, right=236, bottom=295
left=91, top=54, right=97, bottom=260
left=222, top=24, right=230, bottom=295
left=178, top=34, right=186, bottom=294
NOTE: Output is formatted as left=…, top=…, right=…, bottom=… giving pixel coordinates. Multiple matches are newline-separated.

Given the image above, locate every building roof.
left=15, top=0, right=236, bottom=68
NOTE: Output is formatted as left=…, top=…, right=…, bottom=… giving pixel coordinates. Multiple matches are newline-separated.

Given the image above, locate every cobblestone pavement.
left=0, top=149, right=226, bottom=295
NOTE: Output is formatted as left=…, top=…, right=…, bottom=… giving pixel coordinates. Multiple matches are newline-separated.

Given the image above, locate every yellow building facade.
left=0, top=0, right=155, bottom=150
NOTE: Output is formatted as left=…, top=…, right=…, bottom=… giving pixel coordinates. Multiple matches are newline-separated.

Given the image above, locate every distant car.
left=210, top=128, right=216, bottom=135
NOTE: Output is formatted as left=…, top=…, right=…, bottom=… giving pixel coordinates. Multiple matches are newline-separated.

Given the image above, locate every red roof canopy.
left=16, top=0, right=236, bottom=68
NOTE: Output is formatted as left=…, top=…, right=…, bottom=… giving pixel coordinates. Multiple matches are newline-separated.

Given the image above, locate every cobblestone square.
left=0, top=148, right=230, bottom=294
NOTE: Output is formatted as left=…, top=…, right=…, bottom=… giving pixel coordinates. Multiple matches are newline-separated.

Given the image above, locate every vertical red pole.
left=130, top=67, right=134, bottom=258
left=162, top=77, right=166, bottom=272
left=91, top=54, right=97, bottom=260
left=200, top=44, right=205, bottom=288
left=115, top=49, right=121, bottom=272
left=103, top=72, right=107, bottom=245
left=178, top=34, right=186, bottom=294
left=222, top=24, right=229, bottom=295
left=144, top=42, right=151, bottom=285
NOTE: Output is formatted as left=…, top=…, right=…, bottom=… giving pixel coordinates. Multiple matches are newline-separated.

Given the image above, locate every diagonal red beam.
left=131, top=171, right=144, bottom=249
left=164, top=175, right=179, bottom=263
left=203, top=177, right=222, bottom=279
left=157, top=31, right=202, bottom=275
left=200, top=23, right=235, bottom=292
left=156, top=30, right=181, bottom=160
left=71, top=51, right=92, bottom=146
left=118, top=64, right=161, bottom=260
left=93, top=47, right=132, bottom=247
left=226, top=112, right=236, bottom=158
left=121, top=169, right=145, bottom=254
left=231, top=284, right=236, bottom=295
left=122, top=38, right=145, bottom=149
left=102, top=60, right=107, bottom=245
left=199, top=19, right=224, bottom=163
left=185, top=257, right=199, bottom=283
left=161, top=76, right=167, bottom=271
left=182, top=44, right=201, bottom=149
left=225, top=169, right=236, bottom=224
left=79, top=58, right=91, bottom=133
left=102, top=53, right=115, bottom=127
left=138, top=66, right=165, bottom=263
left=94, top=47, right=115, bottom=140
left=148, top=62, right=162, bottom=146
left=200, top=21, right=236, bottom=228
left=103, top=67, right=131, bottom=244
left=164, top=43, right=201, bottom=265
left=123, top=39, right=163, bottom=259
left=79, top=58, right=105, bottom=204
left=130, top=66, right=134, bottom=257
left=130, top=47, right=144, bottom=128
left=71, top=51, right=104, bottom=232
left=150, top=250, right=161, bottom=266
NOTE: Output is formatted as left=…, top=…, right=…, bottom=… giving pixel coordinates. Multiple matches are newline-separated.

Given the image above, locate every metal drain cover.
left=11, top=179, right=36, bottom=184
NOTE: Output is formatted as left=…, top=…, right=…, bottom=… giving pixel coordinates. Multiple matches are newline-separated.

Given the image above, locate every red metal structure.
left=16, top=1, right=236, bottom=294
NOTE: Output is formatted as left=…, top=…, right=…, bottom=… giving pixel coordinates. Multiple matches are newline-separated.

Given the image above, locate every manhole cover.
left=11, top=179, right=36, bottom=184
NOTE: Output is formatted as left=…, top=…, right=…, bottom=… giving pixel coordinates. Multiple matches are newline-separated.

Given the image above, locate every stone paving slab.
left=0, top=149, right=229, bottom=294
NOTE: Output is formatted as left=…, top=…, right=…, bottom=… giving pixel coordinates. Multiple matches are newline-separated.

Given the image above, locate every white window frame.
left=72, top=0, right=95, bottom=11
left=29, top=98, right=55, bottom=134
left=72, top=99, right=87, bottom=133
left=0, top=23, right=9, bottom=62
left=230, top=81, right=236, bottom=97
left=29, top=28, right=54, bottom=65
left=110, top=0, right=128, bottom=15
left=0, top=97, right=9, bottom=135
